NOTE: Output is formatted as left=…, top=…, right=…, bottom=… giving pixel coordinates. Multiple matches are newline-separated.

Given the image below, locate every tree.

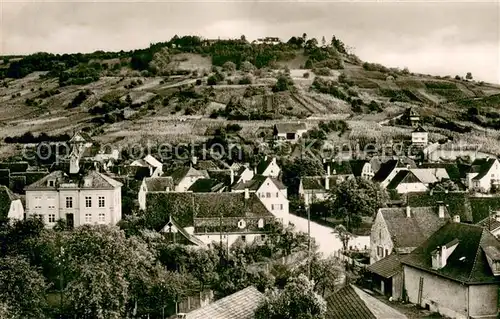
left=240, top=61, right=256, bottom=72
left=255, top=274, right=327, bottom=319
left=328, top=177, right=388, bottom=231
left=321, top=36, right=326, bottom=47
left=466, top=72, right=473, bottom=80
left=334, top=224, right=354, bottom=251
left=297, top=254, right=342, bottom=297
left=281, top=157, right=325, bottom=195
left=272, top=74, right=294, bottom=92
left=222, top=61, right=236, bottom=72
left=0, top=256, right=48, bottom=318
left=240, top=34, right=247, bottom=42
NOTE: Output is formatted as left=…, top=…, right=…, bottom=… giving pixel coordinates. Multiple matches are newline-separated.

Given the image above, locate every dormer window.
left=48, top=180, right=54, bottom=187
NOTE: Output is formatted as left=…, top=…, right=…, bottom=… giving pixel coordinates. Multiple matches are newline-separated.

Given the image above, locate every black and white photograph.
left=0, top=0, right=499, bottom=318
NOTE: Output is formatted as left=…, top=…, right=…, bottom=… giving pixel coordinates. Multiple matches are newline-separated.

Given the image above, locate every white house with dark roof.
left=25, top=170, right=122, bottom=228
left=386, top=170, right=427, bottom=194
left=138, top=177, right=174, bottom=210
left=170, top=166, right=208, bottom=192
left=255, top=156, right=280, bottom=178
left=130, top=154, right=163, bottom=178
left=411, top=125, right=428, bottom=147
left=466, top=158, right=500, bottom=193
left=402, top=222, right=500, bottom=319
left=0, top=185, right=24, bottom=221
left=273, top=122, right=308, bottom=142
left=232, top=175, right=289, bottom=225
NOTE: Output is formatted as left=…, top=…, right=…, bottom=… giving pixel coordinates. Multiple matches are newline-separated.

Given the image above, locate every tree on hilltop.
left=466, top=72, right=473, bottom=81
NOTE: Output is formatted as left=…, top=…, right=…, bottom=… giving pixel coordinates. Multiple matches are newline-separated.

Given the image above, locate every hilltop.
left=1, top=35, right=500, bottom=158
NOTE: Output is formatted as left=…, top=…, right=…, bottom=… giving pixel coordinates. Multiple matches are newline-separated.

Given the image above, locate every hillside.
left=1, top=35, right=500, bottom=157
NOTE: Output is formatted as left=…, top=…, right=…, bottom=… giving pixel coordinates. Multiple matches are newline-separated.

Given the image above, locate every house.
left=325, top=284, right=407, bottom=319
left=403, top=107, right=420, bottom=127
left=145, top=191, right=276, bottom=246
left=411, top=125, right=428, bottom=147
left=424, top=142, right=495, bottom=162
left=255, top=156, right=280, bottom=178
left=298, top=176, right=336, bottom=207
left=273, top=122, right=308, bottom=142
left=185, top=286, right=263, bottom=319
left=25, top=170, right=123, bottom=228
left=402, top=222, right=500, bottom=319
left=368, top=203, right=453, bottom=300
left=477, top=213, right=500, bottom=238
left=466, top=158, right=500, bottom=193
left=232, top=175, right=289, bottom=225
left=410, top=168, right=449, bottom=185
left=386, top=170, right=427, bottom=194
left=324, top=160, right=355, bottom=183
left=254, top=37, right=281, bottom=45
left=138, top=177, right=174, bottom=210
left=187, top=178, right=225, bottom=193
left=170, top=166, right=208, bottom=192
left=349, top=160, right=375, bottom=179
left=372, top=159, right=417, bottom=188
left=0, top=186, right=24, bottom=221
left=130, top=155, right=163, bottom=178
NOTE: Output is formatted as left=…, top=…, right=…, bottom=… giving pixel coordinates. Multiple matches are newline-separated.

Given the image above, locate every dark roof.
left=379, top=206, right=449, bottom=250
left=325, top=285, right=407, bottom=319
left=162, top=216, right=205, bottom=246
left=420, top=163, right=467, bottom=180
left=387, top=170, right=423, bottom=189
left=413, top=125, right=427, bottom=133
left=471, top=158, right=497, bottom=180
left=195, top=160, right=220, bottom=171
left=145, top=192, right=273, bottom=230
left=274, top=122, right=307, bottom=134
left=232, top=175, right=286, bottom=191
left=256, top=157, right=274, bottom=175
left=367, top=254, right=403, bottom=278
left=144, top=177, right=174, bottom=192
left=408, top=192, right=473, bottom=223
left=170, top=166, right=205, bottom=184
left=325, top=161, right=353, bottom=175
left=0, top=162, right=29, bottom=173
left=401, top=222, right=500, bottom=284
left=349, top=160, right=370, bottom=177
left=300, top=176, right=337, bottom=191
left=372, top=160, right=398, bottom=183
left=185, top=286, right=263, bottom=319
left=188, top=178, right=225, bottom=192
left=69, top=132, right=93, bottom=143
left=25, top=170, right=122, bottom=190
left=469, top=197, right=500, bottom=223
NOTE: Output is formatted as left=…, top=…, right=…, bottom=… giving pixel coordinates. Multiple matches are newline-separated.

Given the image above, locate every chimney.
left=325, top=177, right=330, bottom=190
left=244, top=188, right=250, bottom=199
left=406, top=205, right=411, bottom=218
left=264, top=155, right=268, bottom=161
left=83, top=176, right=92, bottom=187
left=453, top=215, right=460, bottom=223
left=191, top=156, right=198, bottom=165
left=322, top=158, right=326, bottom=164
left=326, top=165, right=331, bottom=177
left=437, top=201, right=445, bottom=218
left=230, top=169, right=234, bottom=185
left=253, top=166, right=257, bottom=174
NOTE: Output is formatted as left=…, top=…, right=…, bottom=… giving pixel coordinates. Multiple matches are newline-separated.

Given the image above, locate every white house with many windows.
left=25, top=170, right=122, bottom=228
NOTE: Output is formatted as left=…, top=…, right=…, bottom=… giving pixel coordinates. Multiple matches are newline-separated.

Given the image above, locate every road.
left=288, top=214, right=370, bottom=257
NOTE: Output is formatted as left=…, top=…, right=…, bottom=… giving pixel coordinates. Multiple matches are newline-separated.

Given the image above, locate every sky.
left=1, top=0, right=499, bottom=83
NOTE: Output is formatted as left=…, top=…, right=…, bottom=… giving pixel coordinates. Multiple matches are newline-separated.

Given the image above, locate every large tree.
left=255, top=274, right=327, bottom=319
left=328, top=177, right=388, bottom=231
left=297, top=254, right=343, bottom=297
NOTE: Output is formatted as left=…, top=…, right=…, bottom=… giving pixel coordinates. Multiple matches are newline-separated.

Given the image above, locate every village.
left=1, top=103, right=500, bottom=319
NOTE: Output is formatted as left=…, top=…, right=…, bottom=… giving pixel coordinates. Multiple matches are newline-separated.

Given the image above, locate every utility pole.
left=307, top=188, right=313, bottom=280
left=59, top=246, right=65, bottom=318
left=489, top=206, right=492, bottom=231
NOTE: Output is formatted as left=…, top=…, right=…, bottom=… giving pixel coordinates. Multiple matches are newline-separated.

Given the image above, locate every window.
left=85, top=213, right=92, bottom=223
left=385, top=249, right=389, bottom=257
left=266, top=192, right=271, bottom=198
left=271, top=204, right=274, bottom=210
left=98, top=213, right=105, bottom=222
left=47, top=196, right=55, bottom=209
left=377, top=246, right=383, bottom=257
left=276, top=192, right=279, bottom=198
left=48, top=214, right=55, bottom=223
left=85, top=196, right=92, bottom=208
left=379, top=230, right=381, bottom=241
left=280, top=204, right=283, bottom=210
left=48, top=180, right=54, bottom=187
left=261, top=234, right=266, bottom=240
left=66, top=197, right=73, bottom=208
left=34, top=196, right=42, bottom=209
left=241, top=235, right=246, bottom=242
left=98, top=196, right=105, bottom=208
left=258, top=219, right=264, bottom=228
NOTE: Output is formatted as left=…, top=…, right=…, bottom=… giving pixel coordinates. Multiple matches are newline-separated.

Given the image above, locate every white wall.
left=257, top=178, right=289, bottom=225
left=396, top=182, right=428, bottom=194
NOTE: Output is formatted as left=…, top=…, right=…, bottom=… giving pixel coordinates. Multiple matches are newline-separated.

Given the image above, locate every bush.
left=312, top=68, right=331, bottom=76
left=207, top=76, right=218, bottom=86
left=195, top=79, right=202, bottom=85
left=303, top=72, right=310, bottom=78
left=222, top=61, right=237, bottom=72
left=238, top=76, right=252, bottom=85
left=68, top=89, right=92, bottom=108
left=273, top=75, right=294, bottom=92
left=311, top=77, right=347, bottom=100
left=240, top=61, right=256, bottom=72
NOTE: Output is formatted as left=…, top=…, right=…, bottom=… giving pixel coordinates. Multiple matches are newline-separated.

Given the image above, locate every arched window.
left=258, top=219, right=264, bottom=228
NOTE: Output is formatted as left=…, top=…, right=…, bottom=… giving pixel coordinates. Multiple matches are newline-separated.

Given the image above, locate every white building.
left=25, top=170, right=123, bottom=228
left=130, top=155, right=163, bottom=178
left=255, top=156, right=280, bottom=178
left=273, top=123, right=308, bottom=143
left=466, top=158, right=500, bottom=193
left=138, top=177, right=174, bottom=210
left=411, top=126, right=428, bottom=147
left=170, top=166, right=209, bottom=192
left=0, top=186, right=24, bottom=221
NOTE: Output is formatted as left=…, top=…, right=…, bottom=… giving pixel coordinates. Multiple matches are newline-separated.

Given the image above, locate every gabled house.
left=255, top=156, right=280, bottom=178
left=403, top=106, right=420, bottom=127
left=170, top=166, right=208, bottom=192
left=233, top=165, right=254, bottom=184
left=130, top=155, right=163, bottom=178
left=25, top=170, right=123, bottom=228
left=386, top=170, right=427, bottom=194
left=411, top=125, right=428, bottom=147
left=372, top=159, right=417, bottom=188
left=410, top=168, right=449, bottom=185
left=232, top=175, right=289, bottom=225
left=325, top=284, right=407, bottom=319
left=273, top=122, right=308, bottom=142
left=369, top=203, right=453, bottom=300
left=0, top=185, right=24, bottom=222
left=466, top=157, right=500, bottom=193
left=138, top=177, right=174, bottom=210
left=402, top=222, right=500, bottom=319
left=349, top=159, right=375, bottom=179
left=185, top=286, right=264, bottom=319
left=298, top=176, right=336, bottom=207
left=187, top=178, right=225, bottom=193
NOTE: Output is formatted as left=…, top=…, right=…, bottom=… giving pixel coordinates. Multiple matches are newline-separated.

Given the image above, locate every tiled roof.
left=195, top=160, right=221, bottom=171
left=410, top=168, right=449, bottom=184
left=25, top=170, right=122, bottom=190
left=401, top=222, right=500, bottom=284
left=408, top=192, right=473, bottom=223
left=300, top=176, right=337, bottom=191
left=188, top=178, right=225, bottom=192
left=143, top=155, right=162, bottom=168
left=367, top=254, right=403, bottom=278
left=413, top=125, right=427, bottom=133
left=372, top=160, right=398, bottom=183
left=170, top=166, right=205, bottom=185
left=185, top=286, right=263, bottom=319
left=161, top=216, right=205, bottom=246
left=325, top=161, right=353, bottom=175
left=477, top=216, right=500, bottom=231
left=232, top=175, right=286, bottom=191
left=379, top=206, right=449, bottom=250
left=386, top=170, right=423, bottom=189
left=144, top=177, right=174, bottom=192
left=325, top=285, right=407, bottom=319
left=420, top=163, right=467, bottom=180
left=349, top=160, right=369, bottom=177
left=274, top=122, right=307, bottom=134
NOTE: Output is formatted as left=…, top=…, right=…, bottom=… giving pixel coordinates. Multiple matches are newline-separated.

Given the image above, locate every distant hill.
left=1, top=35, right=500, bottom=158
